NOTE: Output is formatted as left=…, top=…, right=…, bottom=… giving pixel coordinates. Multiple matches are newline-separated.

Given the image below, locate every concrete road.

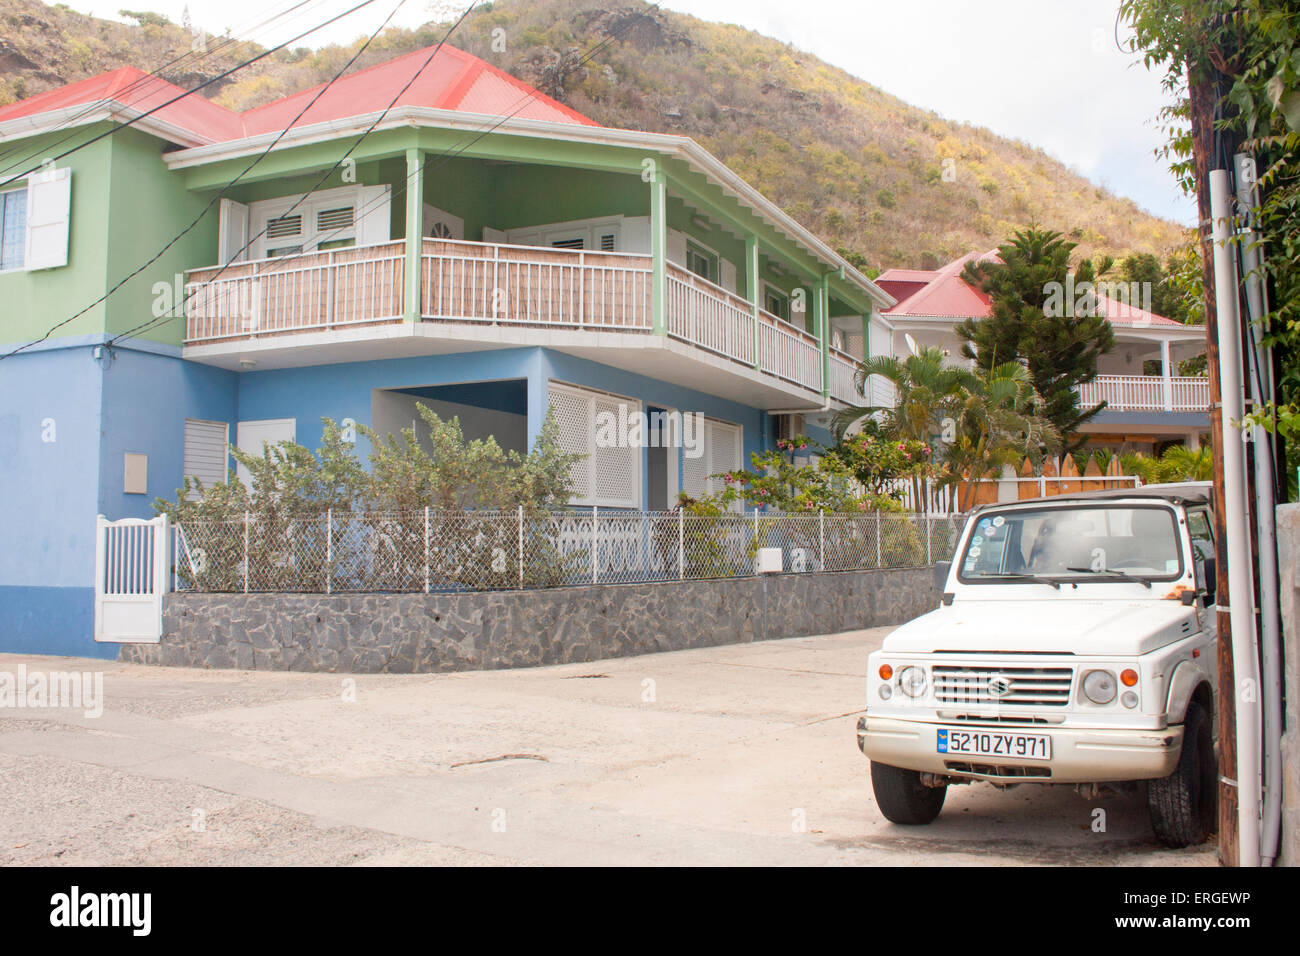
left=0, top=629, right=1216, bottom=866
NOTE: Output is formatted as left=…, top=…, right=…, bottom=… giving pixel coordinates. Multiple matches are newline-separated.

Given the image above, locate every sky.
left=67, top=0, right=1194, bottom=225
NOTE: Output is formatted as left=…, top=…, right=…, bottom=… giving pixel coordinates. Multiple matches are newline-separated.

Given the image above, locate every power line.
left=100, top=1, right=480, bottom=350
left=0, top=0, right=385, bottom=190
left=113, top=0, right=662, bottom=348
left=87, top=0, right=659, bottom=351
left=0, top=0, right=327, bottom=172
left=1, top=0, right=423, bottom=361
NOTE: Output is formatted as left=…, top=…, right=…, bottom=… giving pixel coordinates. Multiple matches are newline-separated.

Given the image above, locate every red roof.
left=0, top=45, right=598, bottom=147
left=0, top=66, right=245, bottom=142
left=880, top=251, right=1185, bottom=327
left=240, top=45, right=598, bottom=135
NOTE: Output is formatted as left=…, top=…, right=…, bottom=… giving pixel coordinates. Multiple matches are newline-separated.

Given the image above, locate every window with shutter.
left=547, top=382, right=641, bottom=508
left=681, top=417, right=742, bottom=507
left=183, top=419, right=229, bottom=488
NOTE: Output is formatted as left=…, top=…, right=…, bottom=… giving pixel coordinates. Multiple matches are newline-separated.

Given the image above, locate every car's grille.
left=932, top=665, right=1074, bottom=707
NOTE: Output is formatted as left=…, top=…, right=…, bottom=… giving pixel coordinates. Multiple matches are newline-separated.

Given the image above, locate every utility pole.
left=1188, top=69, right=1239, bottom=867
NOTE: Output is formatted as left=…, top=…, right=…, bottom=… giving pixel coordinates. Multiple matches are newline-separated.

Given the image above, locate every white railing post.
left=326, top=249, right=336, bottom=329
left=518, top=505, right=524, bottom=589
left=819, top=509, right=825, bottom=569
left=243, top=511, right=250, bottom=593
left=678, top=507, right=685, bottom=579
left=592, top=506, right=599, bottom=584
left=326, top=508, right=333, bottom=595
left=156, top=513, right=170, bottom=598
left=424, top=506, right=430, bottom=594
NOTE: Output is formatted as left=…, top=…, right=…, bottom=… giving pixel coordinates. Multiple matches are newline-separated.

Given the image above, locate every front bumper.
left=856, top=715, right=1183, bottom=784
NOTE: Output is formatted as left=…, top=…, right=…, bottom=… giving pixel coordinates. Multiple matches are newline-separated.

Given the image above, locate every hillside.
left=0, top=0, right=1187, bottom=273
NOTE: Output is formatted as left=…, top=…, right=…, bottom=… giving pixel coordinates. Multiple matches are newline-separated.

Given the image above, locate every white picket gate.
left=94, top=514, right=170, bottom=643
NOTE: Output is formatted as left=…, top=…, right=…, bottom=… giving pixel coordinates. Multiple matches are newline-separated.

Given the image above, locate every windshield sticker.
left=992, top=515, right=1005, bottom=528
left=1166, top=559, right=1178, bottom=573
left=972, top=535, right=983, bottom=546
left=968, top=547, right=981, bottom=558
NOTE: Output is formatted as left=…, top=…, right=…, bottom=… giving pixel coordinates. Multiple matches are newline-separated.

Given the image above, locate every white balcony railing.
left=185, top=240, right=406, bottom=342
left=184, top=238, right=834, bottom=396
left=665, top=264, right=755, bottom=367
left=1077, top=374, right=1209, bottom=413
left=828, top=349, right=861, bottom=405
left=420, top=238, right=653, bottom=329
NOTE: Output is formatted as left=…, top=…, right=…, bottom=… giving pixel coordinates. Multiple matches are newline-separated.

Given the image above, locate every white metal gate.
left=94, top=514, right=169, bottom=643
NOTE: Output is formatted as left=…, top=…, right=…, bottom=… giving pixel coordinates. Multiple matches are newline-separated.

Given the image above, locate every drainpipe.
left=1210, top=168, right=1262, bottom=867
left=1235, top=153, right=1283, bottom=866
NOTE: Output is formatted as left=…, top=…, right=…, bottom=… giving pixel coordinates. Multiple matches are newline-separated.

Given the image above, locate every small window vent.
left=316, top=206, right=355, bottom=232
left=552, top=238, right=585, bottom=249
left=599, top=234, right=616, bottom=251
left=265, top=215, right=303, bottom=239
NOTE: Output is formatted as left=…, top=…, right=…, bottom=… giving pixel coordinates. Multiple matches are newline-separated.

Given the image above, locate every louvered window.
left=681, top=418, right=742, bottom=507
left=183, top=418, right=229, bottom=488
left=551, top=237, right=585, bottom=249
left=548, top=381, right=641, bottom=508
left=599, top=233, right=616, bottom=252
left=316, top=207, right=354, bottom=232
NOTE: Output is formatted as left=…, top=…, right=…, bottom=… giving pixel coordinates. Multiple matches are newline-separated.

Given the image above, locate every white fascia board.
left=162, top=106, right=896, bottom=309
left=0, top=100, right=213, bottom=153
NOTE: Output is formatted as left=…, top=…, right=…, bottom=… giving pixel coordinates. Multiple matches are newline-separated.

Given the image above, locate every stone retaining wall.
left=120, top=567, right=938, bottom=673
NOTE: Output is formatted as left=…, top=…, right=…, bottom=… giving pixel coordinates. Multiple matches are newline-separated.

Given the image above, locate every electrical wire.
left=0, top=0, right=413, bottom=361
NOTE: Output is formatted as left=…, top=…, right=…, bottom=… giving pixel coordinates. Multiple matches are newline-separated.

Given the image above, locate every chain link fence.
left=172, top=509, right=968, bottom=594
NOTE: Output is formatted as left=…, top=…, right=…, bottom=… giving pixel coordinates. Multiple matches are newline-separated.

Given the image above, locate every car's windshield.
left=957, top=504, right=1183, bottom=583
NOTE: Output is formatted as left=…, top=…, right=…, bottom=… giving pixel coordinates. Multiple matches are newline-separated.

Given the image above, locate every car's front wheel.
left=871, top=761, right=946, bottom=825
left=1147, top=701, right=1216, bottom=848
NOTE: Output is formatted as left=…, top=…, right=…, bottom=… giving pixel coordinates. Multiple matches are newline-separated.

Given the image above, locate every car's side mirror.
left=933, top=560, right=952, bottom=591
left=1200, top=555, right=1216, bottom=607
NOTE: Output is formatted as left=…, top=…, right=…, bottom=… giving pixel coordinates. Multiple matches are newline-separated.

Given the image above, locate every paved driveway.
left=0, top=629, right=1215, bottom=866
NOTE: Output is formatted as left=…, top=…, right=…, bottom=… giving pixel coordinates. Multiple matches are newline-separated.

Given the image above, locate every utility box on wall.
left=123, top=453, right=148, bottom=495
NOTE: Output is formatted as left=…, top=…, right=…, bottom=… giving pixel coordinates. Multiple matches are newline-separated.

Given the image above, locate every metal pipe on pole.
left=1234, top=153, right=1284, bottom=866
left=1210, top=168, right=1263, bottom=868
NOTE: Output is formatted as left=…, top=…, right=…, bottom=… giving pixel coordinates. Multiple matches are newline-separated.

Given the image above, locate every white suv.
left=857, top=484, right=1219, bottom=848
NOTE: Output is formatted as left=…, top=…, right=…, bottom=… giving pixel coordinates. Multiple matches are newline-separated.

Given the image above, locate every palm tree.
left=945, top=362, right=1062, bottom=511
left=833, top=346, right=976, bottom=442
left=1158, top=444, right=1213, bottom=481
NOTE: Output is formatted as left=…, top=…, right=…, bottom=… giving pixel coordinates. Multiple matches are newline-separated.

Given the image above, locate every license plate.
left=937, top=727, right=1051, bottom=760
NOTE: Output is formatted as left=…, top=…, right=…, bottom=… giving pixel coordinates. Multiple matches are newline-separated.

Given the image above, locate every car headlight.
left=1082, top=669, right=1118, bottom=705
left=897, top=665, right=927, bottom=698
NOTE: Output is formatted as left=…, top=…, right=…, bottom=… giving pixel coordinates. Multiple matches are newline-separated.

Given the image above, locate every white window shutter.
left=183, top=419, right=229, bottom=487
left=666, top=228, right=687, bottom=266
left=356, top=184, right=391, bottom=245
left=218, top=199, right=250, bottom=265
left=720, top=258, right=737, bottom=295
left=25, top=166, right=71, bottom=271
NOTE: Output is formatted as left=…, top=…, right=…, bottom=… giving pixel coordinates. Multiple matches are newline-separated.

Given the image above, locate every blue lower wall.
left=0, top=586, right=110, bottom=659
left=1, top=338, right=786, bottom=658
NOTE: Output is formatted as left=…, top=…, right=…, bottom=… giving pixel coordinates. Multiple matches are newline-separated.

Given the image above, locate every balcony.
left=184, top=238, right=835, bottom=399
left=1077, top=374, right=1209, bottom=413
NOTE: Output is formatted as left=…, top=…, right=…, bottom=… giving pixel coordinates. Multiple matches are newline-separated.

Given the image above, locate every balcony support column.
left=818, top=274, right=830, bottom=399
left=747, top=235, right=760, bottom=371
left=650, top=170, right=667, bottom=335
left=861, top=311, right=872, bottom=401
left=404, top=148, right=424, bottom=323
left=1160, top=338, right=1173, bottom=411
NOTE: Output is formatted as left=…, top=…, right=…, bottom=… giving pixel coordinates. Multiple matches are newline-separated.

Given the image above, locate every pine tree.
left=956, top=228, right=1115, bottom=452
